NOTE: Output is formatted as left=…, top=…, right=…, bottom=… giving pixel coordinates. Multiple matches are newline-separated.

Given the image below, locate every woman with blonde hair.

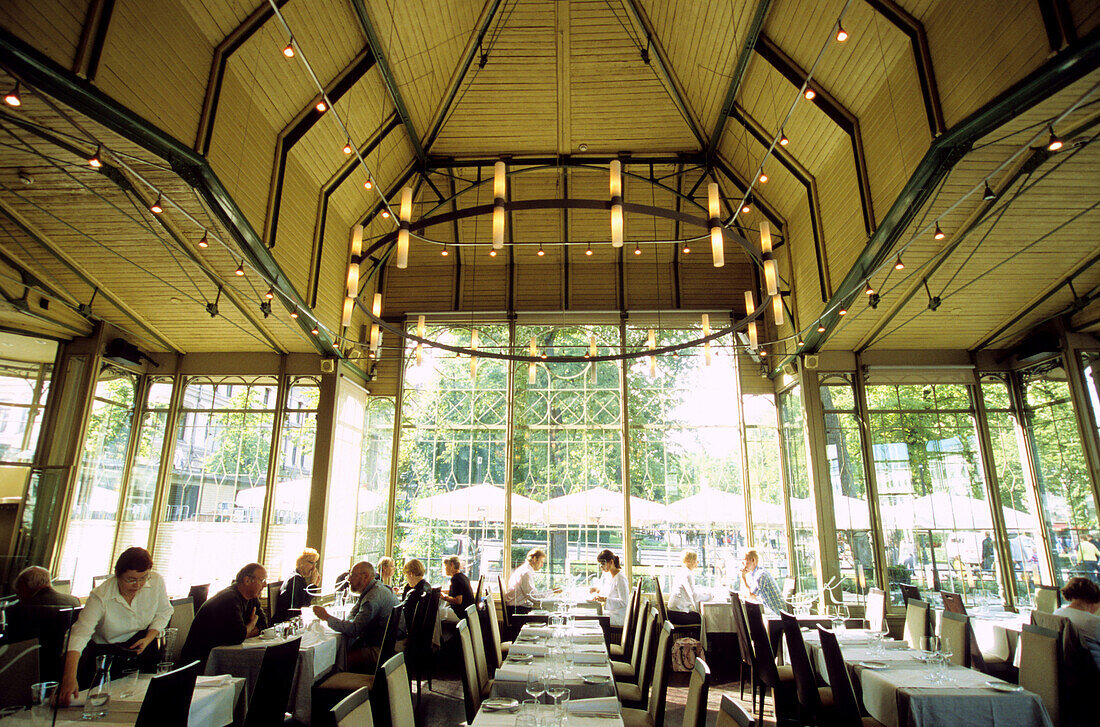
left=401, top=558, right=431, bottom=603
left=668, top=549, right=703, bottom=625
left=439, top=555, right=475, bottom=623
left=377, top=556, right=396, bottom=588
left=275, top=547, right=321, bottom=622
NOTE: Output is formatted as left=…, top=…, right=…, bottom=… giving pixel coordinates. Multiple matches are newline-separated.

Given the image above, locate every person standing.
left=274, top=547, right=321, bottom=622
left=668, top=550, right=703, bottom=625
left=439, top=556, right=475, bottom=623
left=55, top=548, right=173, bottom=704
left=739, top=549, right=785, bottom=615
left=1077, top=536, right=1100, bottom=581
left=179, top=563, right=269, bottom=669
left=981, top=533, right=995, bottom=572
left=589, top=550, right=629, bottom=627
left=313, top=561, right=397, bottom=671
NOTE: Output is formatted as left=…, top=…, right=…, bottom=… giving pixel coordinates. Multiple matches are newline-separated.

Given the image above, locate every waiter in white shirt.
left=56, top=547, right=174, bottom=705
left=504, top=548, right=559, bottom=615
left=589, top=549, right=630, bottom=627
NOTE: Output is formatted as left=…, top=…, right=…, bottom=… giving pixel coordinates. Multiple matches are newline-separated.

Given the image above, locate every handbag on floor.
left=671, top=636, right=703, bottom=672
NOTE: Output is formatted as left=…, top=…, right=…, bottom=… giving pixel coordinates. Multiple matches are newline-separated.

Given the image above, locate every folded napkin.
left=567, top=697, right=619, bottom=713
left=195, top=674, right=232, bottom=688
left=510, top=643, right=547, bottom=656
left=569, top=633, right=604, bottom=644
left=570, top=652, right=607, bottom=664
left=493, top=664, right=532, bottom=682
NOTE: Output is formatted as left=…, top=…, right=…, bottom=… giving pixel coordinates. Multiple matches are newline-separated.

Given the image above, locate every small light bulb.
left=838, top=308, right=848, bottom=316
left=311, top=325, right=319, bottom=335
left=682, top=244, right=691, bottom=254
left=283, top=42, right=295, bottom=58
left=290, top=308, right=299, bottom=319
left=894, top=256, right=904, bottom=270
left=381, top=210, right=390, bottom=219
left=364, top=180, right=373, bottom=190
left=759, top=172, right=768, bottom=183
left=150, top=195, right=163, bottom=214
left=804, top=87, right=816, bottom=101
left=741, top=201, right=751, bottom=214
left=934, top=223, right=945, bottom=240
left=89, top=146, right=102, bottom=168
left=315, top=100, right=327, bottom=113
left=633, top=244, right=641, bottom=256
left=441, top=246, right=449, bottom=257
left=982, top=182, right=997, bottom=201
left=779, top=132, right=789, bottom=146
left=4, top=83, right=21, bottom=107
left=836, top=23, right=849, bottom=42
left=235, top=262, right=245, bottom=276
left=265, top=287, right=274, bottom=300
left=865, top=283, right=875, bottom=296
left=489, top=249, right=497, bottom=257
left=585, top=244, right=593, bottom=256
left=759, top=349, right=767, bottom=357
left=797, top=338, right=805, bottom=346
left=343, top=142, right=353, bottom=154
left=198, top=232, right=209, bottom=248
left=818, top=324, right=826, bottom=332
left=1046, top=125, right=1063, bottom=152
left=537, top=245, right=545, bottom=257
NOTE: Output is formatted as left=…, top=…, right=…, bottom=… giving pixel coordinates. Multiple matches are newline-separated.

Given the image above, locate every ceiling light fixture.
left=4, top=83, right=21, bottom=107
left=708, top=182, right=724, bottom=268
left=396, top=187, right=411, bottom=269
left=235, top=261, right=245, bottom=276
left=933, top=223, right=946, bottom=240
left=537, top=243, right=545, bottom=257
left=150, top=195, right=163, bottom=214
left=741, top=195, right=752, bottom=215
left=416, top=315, right=426, bottom=366
left=528, top=336, right=538, bottom=383
left=772, top=292, right=784, bottom=326
left=779, top=131, right=789, bottom=147
left=758, top=171, right=768, bottom=183
left=818, top=324, right=826, bottom=332
left=982, top=181, right=997, bottom=201
left=489, top=248, right=497, bottom=257
left=380, top=209, right=390, bottom=219
left=610, top=160, right=624, bottom=247
left=282, top=38, right=295, bottom=58
left=290, top=308, right=299, bottom=319
left=864, top=282, right=875, bottom=295
left=797, top=337, right=805, bottom=347
left=1046, top=125, right=1063, bottom=152
left=315, top=100, right=327, bottom=113
left=265, top=287, right=275, bottom=300
left=441, top=244, right=449, bottom=256
left=585, top=243, right=593, bottom=256
left=493, top=161, right=506, bottom=250
left=682, top=243, right=691, bottom=254
left=197, top=231, right=209, bottom=248
left=894, top=255, right=904, bottom=270
left=804, top=87, right=816, bottom=101
left=745, top=291, right=758, bottom=348
left=701, top=313, right=712, bottom=365
left=838, top=307, right=848, bottom=316
left=836, top=23, right=849, bottom=42
left=761, top=221, right=777, bottom=296
left=343, top=142, right=353, bottom=155
left=633, top=243, right=641, bottom=256
left=363, top=179, right=373, bottom=190
left=88, top=146, right=102, bottom=168
left=647, top=329, right=657, bottom=378
left=311, top=324, right=320, bottom=335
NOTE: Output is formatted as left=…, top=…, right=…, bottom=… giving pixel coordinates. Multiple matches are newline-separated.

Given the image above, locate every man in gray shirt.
left=313, top=561, right=397, bottom=671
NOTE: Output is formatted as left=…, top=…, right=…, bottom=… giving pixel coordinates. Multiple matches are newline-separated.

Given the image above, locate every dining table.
left=801, top=627, right=1052, bottom=727
left=205, top=625, right=343, bottom=725
left=0, top=673, right=244, bottom=727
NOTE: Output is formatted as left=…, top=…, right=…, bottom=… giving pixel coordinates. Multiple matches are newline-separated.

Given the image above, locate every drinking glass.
left=836, top=603, right=850, bottom=631
left=117, top=668, right=140, bottom=699
left=156, top=661, right=174, bottom=675
left=546, top=675, right=568, bottom=707
left=30, top=681, right=56, bottom=727
left=526, top=668, right=546, bottom=703
left=160, top=627, right=179, bottom=662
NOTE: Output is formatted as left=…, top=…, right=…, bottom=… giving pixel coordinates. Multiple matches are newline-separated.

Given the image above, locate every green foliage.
left=204, top=388, right=273, bottom=490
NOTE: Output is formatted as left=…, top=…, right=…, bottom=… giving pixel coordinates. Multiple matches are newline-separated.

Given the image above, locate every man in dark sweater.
left=5, top=566, right=82, bottom=644
left=180, top=563, right=269, bottom=669
left=313, top=561, right=397, bottom=671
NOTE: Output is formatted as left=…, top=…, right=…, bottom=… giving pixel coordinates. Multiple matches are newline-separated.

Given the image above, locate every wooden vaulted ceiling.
left=0, top=0, right=1097, bottom=370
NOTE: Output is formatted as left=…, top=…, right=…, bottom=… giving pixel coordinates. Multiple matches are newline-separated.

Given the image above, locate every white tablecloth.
left=699, top=600, right=734, bottom=650
left=0, top=674, right=244, bottom=727
left=206, top=628, right=341, bottom=724
left=490, top=623, right=616, bottom=702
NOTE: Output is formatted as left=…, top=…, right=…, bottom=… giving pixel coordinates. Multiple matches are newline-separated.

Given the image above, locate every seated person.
left=274, top=547, right=321, bottom=622
left=5, top=566, right=81, bottom=642
left=504, top=548, right=558, bottom=615
left=439, top=556, right=475, bottom=623
left=589, top=549, right=629, bottom=627
left=180, top=563, right=269, bottom=669
left=56, top=547, right=173, bottom=704
left=313, top=561, right=397, bottom=671
left=668, top=549, right=704, bottom=625
left=401, top=559, right=431, bottom=603
left=1054, top=576, right=1100, bottom=669
left=739, top=548, right=785, bottom=615
left=377, top=556, right=397, bottom=589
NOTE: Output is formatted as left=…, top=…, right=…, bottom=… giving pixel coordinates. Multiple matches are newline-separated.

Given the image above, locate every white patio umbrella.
left=414, top=483, right=541, bottom=523
left=903, top=492, right=995, bottom=530
left=667, top=490, right=746, bottom=526
left=544, top=486, right=668, bottom=527
left=831, top=494, right=872, bottom=530
left=748, top=499, right=787, bottom=528
left=234, top=478, right=312, bottom=512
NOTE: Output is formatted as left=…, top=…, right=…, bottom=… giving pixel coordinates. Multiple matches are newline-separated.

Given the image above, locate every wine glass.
left=526, top=668, right=546, bottom=703
left=546, top=672, right=568, bottom=706
left=835, top=603, right=850, bottom=632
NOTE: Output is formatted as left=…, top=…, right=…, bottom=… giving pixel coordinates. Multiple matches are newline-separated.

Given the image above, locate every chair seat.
left=501, top=642, right=511, bottom=656
left=621, top=707, right=654, bottom=727
left=609, top=643, right=626, bottom=659
left=616, top=681, right=643, bottom=707
left=316, top=672, right=375, bottom=691
left=818, top=686, right=834, bottom=707
left=611, top=660, right=636, bottom=681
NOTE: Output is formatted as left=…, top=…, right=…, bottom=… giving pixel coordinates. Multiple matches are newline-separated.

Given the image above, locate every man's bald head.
left=349, top=561, right=375, bottom=593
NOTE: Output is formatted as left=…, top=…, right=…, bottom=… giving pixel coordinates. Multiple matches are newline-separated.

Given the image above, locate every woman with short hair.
left=56, top=547, right=173, bottom=705
left=274, top=546, right=321, bottom=622
left=377, top=556, right=396, bottom=587
left=668, top=549, right=703, bottom=625
left=439, top=556, right=475, bottom=622
left=590, top=549, right=630, bottom=627
left=401, top=558, right=431, bottom=603
left=1054, top=576, right=1100, bottom=668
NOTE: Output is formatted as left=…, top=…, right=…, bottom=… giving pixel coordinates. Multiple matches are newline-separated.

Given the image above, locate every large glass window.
left=626, top=325, right=744, bottom=592
left=0, top=335, right=55, bottom=463
left=394, top=326, right=508, bottom=584
left=513, top=325, right=623, bottom=589
left=867, top=383, right=998, bottom=606
left=354, top=397, right=393, bottom=564
left=1022, top=363, right=1099, bottom=586
left=820, top=376, right=876, bottom=603
left=58, top=365, right=137, bottom=594
left=114, top=378, right=173, bottom=557
left=744, top=394, right=788, bottom=579
left=780, top=386, right=817, bottom=593
left=265, top=378, right=319, bottom=578
left=155, top=377, right=277, bottom=593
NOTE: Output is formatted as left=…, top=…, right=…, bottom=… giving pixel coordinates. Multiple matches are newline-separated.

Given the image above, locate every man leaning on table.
left=739, top=548, right=786, bottom=615
left=313, top=560, right=397, bottom=671
left=180, top=563, right=269, bottom=669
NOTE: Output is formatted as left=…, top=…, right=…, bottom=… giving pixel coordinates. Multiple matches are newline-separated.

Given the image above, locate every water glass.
left=30, top=682, right=56, bottom=727
left=117, top=668, right=140, bottom=699
left=156, top=661, right=175, bottom=675
left=526, top=669, right=546, bottom=702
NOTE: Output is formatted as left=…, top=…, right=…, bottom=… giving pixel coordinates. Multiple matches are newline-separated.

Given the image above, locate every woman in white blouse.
left=589, top=549, right=630, bottom=627
left=667, top=549, right=703, bottom=625
left=505, top=548, right=556, bottom=614
left=57, top=547, right=174, bottom=705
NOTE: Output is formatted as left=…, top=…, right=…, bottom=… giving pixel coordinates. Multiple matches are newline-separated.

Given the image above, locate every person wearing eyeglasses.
left=56, top=547, right=173, bottom=705
left=179, top=563, right=269, bottom=670
left=274, top=547, right=321, bottom=622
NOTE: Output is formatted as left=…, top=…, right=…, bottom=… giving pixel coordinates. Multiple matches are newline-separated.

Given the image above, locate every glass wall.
left=155, top=377, right=277, bottom=593
left=1021, top=363, right=1099, bottom=586
left=867, top=383, right=998, bottom=606
left=265, top=378, right=319, bottom=578
left=780, top=386, right=817, bottom=593
left=0, top=351, right=54, bottom=463
left=819, top=376, right=876, bottom=603
left=393, top=326, right=508, bottom=583
left=114, top=378, right=173, bottom=557
left=744, top=394, right=788, bottom=578
left=626, top=325, right=744, bottom=592
left=57, top=365, right=138, bottom=593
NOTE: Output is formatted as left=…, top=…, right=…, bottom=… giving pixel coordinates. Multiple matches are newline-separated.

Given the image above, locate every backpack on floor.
left=671, top=636, right=703, bottom=672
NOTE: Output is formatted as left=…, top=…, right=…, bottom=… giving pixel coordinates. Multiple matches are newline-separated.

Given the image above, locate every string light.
left=150, top=195, right=163, bottom=214
left=933, top=223, right=946, bottom=240
left=283, top=41, right=295, bottom=58
left=633, top=243, right=641, bottom=256
left=265, top=287, right=275, bottom=300
left=804, top=87, right=816, bottom=101
left=537, top=244, right=545, bottom=257
left=779, top=131, right=789, bottom=147
left=311, top=324, right=320, bottom=335
left=982, top=181, right=997, bottom=201
left=741, top=196, right=752, bottom=215
left=441, top=245, right=449, bottom=257
left=894, top=255, right=905, bottom=270
left=585, top=243, right=593, bottom=256
left=836, top=22, right=849, bottom=42
left=315, top=100, right=327, bottom=113
left=197, top=232, right=209, bottom=248
left=682, top=243, right=691, bottom=254
left=818, top=324, right=826, bottom=332
left=4, top=83, right=21, bottom=107
left=343, top=141, right=353, bottom=155
left=380, top=210, right=390, bottom=219
left=1046, top=125, right=1063, bottom=152
left=88, top=146, right=102, bottom=168
left=290, top=308, right=299, bottom=319
left=758, top=171, right=768, bottom=183
left=489, top=249, right=497, bottom=257
left=838, top=307, right=848, bottom=316
left=797, top=337, right=805, bottom=347
left=235, top=261, right=245, bottom=276
left=864, top=282, right=875, bottom=295
left=363, top=180, right=373, bottom=190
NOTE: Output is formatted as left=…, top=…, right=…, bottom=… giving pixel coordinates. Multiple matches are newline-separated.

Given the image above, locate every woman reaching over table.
left=274, top=546, right=321, bottom=622
left=1053, top=576, right=1100, bottom=668
left=56, top=547, right=174, bottom=705
left=667, top=549, right=704, bottom=625
left=590, top=549, right=630, bottom=627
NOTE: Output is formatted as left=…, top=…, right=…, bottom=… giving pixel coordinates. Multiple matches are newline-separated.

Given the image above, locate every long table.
left=0, top=673, right=244, bottom=726
left=802, top=628, right=1051, bottom=727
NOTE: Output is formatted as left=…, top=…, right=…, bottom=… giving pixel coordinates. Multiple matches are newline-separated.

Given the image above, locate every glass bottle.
left=82, top=654, right=110, bottom=720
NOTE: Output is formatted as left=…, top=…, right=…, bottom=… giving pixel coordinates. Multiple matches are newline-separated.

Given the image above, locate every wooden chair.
left=899, top=583, right=920, bottom=607
left=612, top=603, right=655, bottom=685
left=865, top=588, right=886, bottom=633
left=610, top=580, right=641, bottom=661
left=243, top=636, right=302, bottom=727
left=717, top=694, right=756, bottom=727
left=902, top=598, right=930, bottom=650
left=730, top=592, right=759, bottom=714
left=265, top=580, right=283, bottom=622
left=1019, top=624, right=1060, bottom=727
left=817, top=626, right=885, bottom=727
left=166, top=597, right=194, bottom=663
left=0, top=639, right=40, bottom=708
left=473, top=575, right=484, bottom=604
left=780, top=611, right=833, bottom=724
left=680, top=658, right=711, bottom=727
left=1034, top=585, right=1061, bottom=614
left=407, top=588, right=440, bottom=699
left=187, top=584, right=210, bottom=612
left=653, top=577, right=670, bottom=623
left=939, top=610, right=969, bottom=666
left=941, top=591, right=966, bottom=615
left=381, top=653, right=415, bottom=727
left=621, top=621, right=673, bottom=727
left=481, top=585, right=511, bottom=669
left=497, top=575, right=513, bottom=637
left=615, top=582, right=648, bottom=666
left=51, top=579, right=71, bottom=595
left=464, top=603, right=492, bottom=698
left=134, top=660, right=201, bottom=727
left=743, top=600, right=796, bottom=725
left=456, top=620, right=482, bottom=725
left=615, top=605, right=659, bottom=708
left=330, top=687, right=374, bottom=727
left=91, top=574, right=111, bottom=590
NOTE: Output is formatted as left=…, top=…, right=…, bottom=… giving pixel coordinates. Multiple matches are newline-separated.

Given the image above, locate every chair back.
left=91, top=574, right=111, bottom=590
left=483, top=587, right=505, bottom=668
left=779, top=611, right=820, bottom=713
left=51, top=579, right=71, bottom=595
left=681, top=658, right=710, bottom=727
left=497, top=575, right=512, bottom=631
left=633, top=606, right=660, bottom=702
left=409, top=588, right=441, bottom=665
left=627, top=583, right=649, bottom=668
left=187, top=584, right=210, bottom=611
left=717, top=694, right=756, bottom=727
left=903, top=598, right=929, bottom=649
left=1034, top=585, right=1061, bottom=614
left=134, top=660, right=201, bottom=727
left=331, top=686, right=374, bottom=727
left=899, top=583, right=920, bottom=607
left=729, top=592, right=756, bottom=676
left=474, top=575, right=484, bottom=604
left=743, top=601, right=780, bottom=687
left=817, top=626, right=863, bottom=727
left=941, top=591, right=966, bottom=615
left=265, top=580, right=283, bottom=621
left=865, top=588, right=886, bottom=632
left=456, top=620, right=482, bottom=724
left=0, top=639, right=40, bottom=708
left=375, top=602, right=404, bottom=675
left=24, top=605, right=82, bottom=681
left=381, top=653, right=415, bottom=727
left=243, top=636, right=302, bottom=727
left=1019, top=623, right=1060, bottom=727
left=653, top=577, right=669, bottom=623
left=465, top=603, right=490, bottom=690
left=781, top=578, right=796, bottom=608
left=167, top=597, right=194, bottom=663
left=939, top=610, right=969, bottom=666
left=619, top=581, right=638, bottom=651
left=645, top=621, right=674, bottom=727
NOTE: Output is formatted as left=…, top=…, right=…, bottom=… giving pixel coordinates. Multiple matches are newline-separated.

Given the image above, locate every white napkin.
left=569, top=633, right=604, bottom=644
left=195, top=675, right=231, bottom=688
left=566, top=697, right=619, bottom=713
left=493, top=664, right=531, bottom=682
left=510, top=643, right=547, bottom=656
left=570, top=652, right=606, bottom=664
